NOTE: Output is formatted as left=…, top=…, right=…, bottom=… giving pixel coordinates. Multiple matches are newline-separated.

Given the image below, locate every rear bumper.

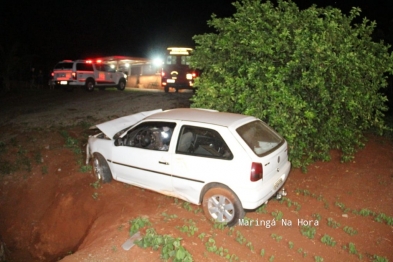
left=53, top=80, right=84, bottom=87
left=237, top=161, right=291, bottom=209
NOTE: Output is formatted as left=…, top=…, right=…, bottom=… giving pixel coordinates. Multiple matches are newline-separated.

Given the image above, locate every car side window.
left=95, top=64, right=104, bottom=71
left=176, top=126, right=233, bottom=160
left=120, top=122, right=176, bottom=151
left=104, top=64, right=116, bottom=72
left=76, top=63, right=93, bottom=71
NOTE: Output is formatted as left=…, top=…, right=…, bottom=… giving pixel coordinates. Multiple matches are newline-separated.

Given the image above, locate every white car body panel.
left=111, top=146, right=173, bottom=192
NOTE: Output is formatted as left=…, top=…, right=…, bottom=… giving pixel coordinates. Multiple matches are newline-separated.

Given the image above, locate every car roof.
left=146, top=108, right=256, bottom=127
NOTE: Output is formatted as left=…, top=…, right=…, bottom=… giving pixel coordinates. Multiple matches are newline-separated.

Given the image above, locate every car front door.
left=111, top=121, right=176, bottom=194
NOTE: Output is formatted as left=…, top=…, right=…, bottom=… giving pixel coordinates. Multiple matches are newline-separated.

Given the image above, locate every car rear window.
left=237, top=120, right=284, bottom=156
left=54, top=62, right=73, bottom=69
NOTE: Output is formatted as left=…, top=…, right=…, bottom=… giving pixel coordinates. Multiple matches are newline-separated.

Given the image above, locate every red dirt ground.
left=0, top=89, right=392, bottom=262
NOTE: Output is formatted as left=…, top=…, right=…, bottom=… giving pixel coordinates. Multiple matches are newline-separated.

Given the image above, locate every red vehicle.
left=161, top=47, right=198, bottom=93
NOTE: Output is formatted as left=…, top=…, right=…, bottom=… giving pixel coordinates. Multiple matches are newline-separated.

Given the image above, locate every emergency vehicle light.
left=167, top=47, right=193, bottom=55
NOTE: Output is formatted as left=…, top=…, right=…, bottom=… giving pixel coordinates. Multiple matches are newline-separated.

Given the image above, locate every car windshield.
left=236, top=120, right=284, bottom=156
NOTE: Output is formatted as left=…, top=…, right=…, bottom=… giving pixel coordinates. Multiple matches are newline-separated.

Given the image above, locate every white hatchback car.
left=86, top=108, right=291, bottom=226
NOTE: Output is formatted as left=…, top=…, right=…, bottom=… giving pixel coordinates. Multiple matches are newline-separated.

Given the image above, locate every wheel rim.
left=207, top=194, right=235, bottom=222
left=93, top=158, right=102, bottom=180
left=120, top=81, right=125, bottom=89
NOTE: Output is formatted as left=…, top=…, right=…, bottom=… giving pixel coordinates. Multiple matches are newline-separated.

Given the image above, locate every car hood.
left=92, top=109, right=162, bottom=139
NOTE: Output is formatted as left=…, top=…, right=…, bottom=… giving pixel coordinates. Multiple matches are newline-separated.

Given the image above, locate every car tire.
left=164, top=85, right=169, bottom=93
left=117, top=79, right=126, bottom=91
left=85, top=79, right=95, bottom=92
left=92, top=153, right=112, bottom=183
left=202, top=186, right=245, bottom=227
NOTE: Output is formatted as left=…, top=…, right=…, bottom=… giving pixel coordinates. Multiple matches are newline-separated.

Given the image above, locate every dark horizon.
left=1, top=0, right=392, bottom=71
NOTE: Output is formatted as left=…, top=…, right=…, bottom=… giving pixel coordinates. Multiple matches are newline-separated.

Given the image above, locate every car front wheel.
left=92, top=153, right=112, bottom=183
left=202, top=187, right=245, bottom=227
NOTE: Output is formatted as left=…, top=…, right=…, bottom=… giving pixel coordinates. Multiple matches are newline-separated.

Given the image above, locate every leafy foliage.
left=191, top=0, right=393, bottom=169
left=135, top=228, right=193, bottom=261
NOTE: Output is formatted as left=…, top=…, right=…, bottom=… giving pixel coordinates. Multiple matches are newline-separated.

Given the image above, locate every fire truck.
left=161, top=47, right=198, bottom=93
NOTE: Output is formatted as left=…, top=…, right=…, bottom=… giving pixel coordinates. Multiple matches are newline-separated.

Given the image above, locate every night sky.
left=1, top=0, right=392, bottom=70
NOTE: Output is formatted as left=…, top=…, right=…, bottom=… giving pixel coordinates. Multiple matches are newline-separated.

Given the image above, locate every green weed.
left=270, top=233, right=282, bottom=242
left=161, top=212, right=178, bottom=222
left=135, top=228, right=193, bottom=261
left=204, top=237, right=235, bottom=259
left=256, top=205, right=267, bottom=214
left=129, top=217, right=151, bottom=235
left=92, top=192, right=99, bottom=200
left=213, top=221, right=227, bottom=230
left=320, top=234, right=336, bottom=247
left=246, top=241, right=254, bottom=251
left=33, top=150, right=42, bottom=164
left=80, top=165, right=92, bottom=173
left=312, top=213, right=322, bottom=221
left=300, top=226, right=316, bottom=239
left=343, top=226, right=358, bottom=236
left=182, top=201, right=193, bottom=211
left=235, top=231, right=247, bottom=244
left=41, top=165, right=48, bottom=175
left=327, top=218, right=341, bottom=228
left=90, top=180, right=101, bottom=189
left=177, top=219, right=198, bottom=236
left=314, top=256, right=324, bottom=262
left=271, top=210, right=283, bottom=221
left=198, top=233, right=206, bottom=240
left=372, top=255, right=389, bottom=262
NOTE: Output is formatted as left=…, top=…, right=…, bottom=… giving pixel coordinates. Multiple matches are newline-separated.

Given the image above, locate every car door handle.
left=159, top=161, right=169, bottom=165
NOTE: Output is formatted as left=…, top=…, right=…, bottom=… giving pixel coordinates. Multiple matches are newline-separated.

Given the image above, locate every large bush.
left=190, top=0, right=393, bottom=170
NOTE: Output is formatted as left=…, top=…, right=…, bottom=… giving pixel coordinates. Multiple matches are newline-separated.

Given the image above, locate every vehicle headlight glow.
left=153, top=58, right=164, bottom=67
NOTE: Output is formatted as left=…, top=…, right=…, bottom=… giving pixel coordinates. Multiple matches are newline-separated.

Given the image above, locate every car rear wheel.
left=92, top=153, right=112, bottom=183
left=202, top=187, right=244, bottom=227
left=117, top=79, right=126, bottom=91
left=86, top=79, right=95, bottom=92
left=164, top=85, right=169, bottom=93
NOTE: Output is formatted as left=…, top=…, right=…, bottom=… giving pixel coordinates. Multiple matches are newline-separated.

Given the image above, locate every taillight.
left=51, top=72, right=54, bottom=77
left=192, top=72, right=197, bottom=78
left=250, top=162, right=263, bottom=182
left=72, top=72, right=77, bottom=80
